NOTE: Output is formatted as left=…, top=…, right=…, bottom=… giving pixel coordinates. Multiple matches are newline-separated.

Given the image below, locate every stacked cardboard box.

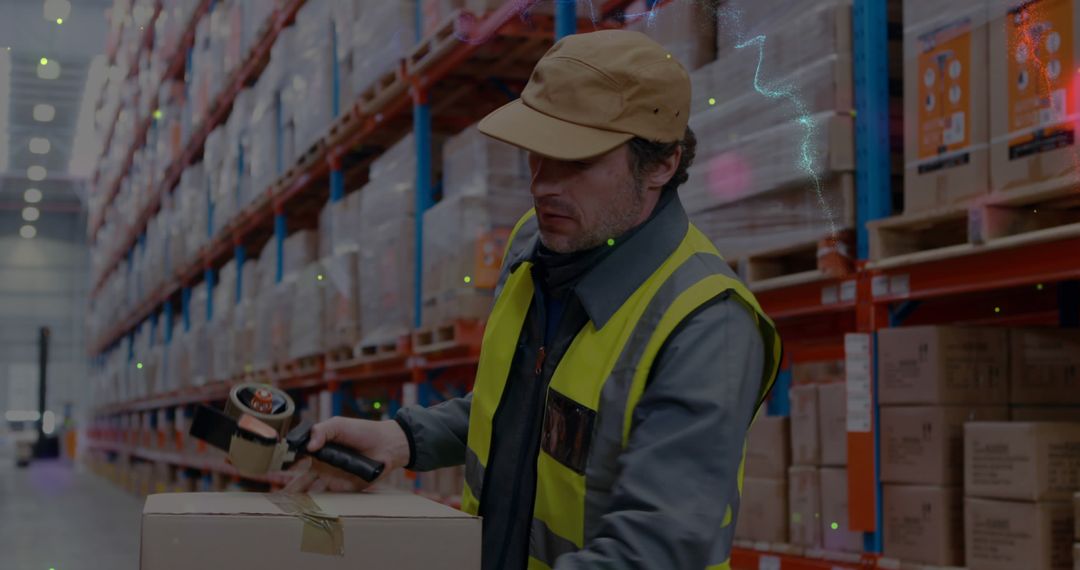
left=736, top=415, right=790, bottom=544
left=964, top=422, right=1080, bottom=570
left=624, top=0, right=717, bottom=72
left=879, top=326, right=1010, bottom=566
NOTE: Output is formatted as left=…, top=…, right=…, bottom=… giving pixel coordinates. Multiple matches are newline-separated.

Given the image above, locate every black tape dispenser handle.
left=310, top=442, right=385, bottom=482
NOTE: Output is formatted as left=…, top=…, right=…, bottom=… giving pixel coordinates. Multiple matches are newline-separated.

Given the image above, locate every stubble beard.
left=538, top=177, right=647, bottom=254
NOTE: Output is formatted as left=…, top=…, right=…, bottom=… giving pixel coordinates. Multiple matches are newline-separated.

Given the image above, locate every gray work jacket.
left=395, top=193, right=766, bottom=569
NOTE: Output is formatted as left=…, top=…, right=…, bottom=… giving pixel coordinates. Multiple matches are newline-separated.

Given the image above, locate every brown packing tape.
left=265, top=492, right=345, bottom=557
left=228, top=436, right=287, bottom=477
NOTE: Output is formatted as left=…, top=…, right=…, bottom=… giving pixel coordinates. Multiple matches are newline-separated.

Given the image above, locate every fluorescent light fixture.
left=24, top=188, right=42, bottom=203
left=29, top=137, right=50, bottom=154
left=37, top=59, right=61, bottom=80
left=33, top=103, right=55, bottom=122
left=44, top=0, right=72, bottom=22
left=4, top=410, right=40, bottom=422
left=71, top=54, right=109, bottom=177
left=19, top=225, right=36, bottom=239
left=42, top=411, right=56, bottom=435
left=27, top=165, right=46, bottom=181
left=22, top=206, right=40, bottom=221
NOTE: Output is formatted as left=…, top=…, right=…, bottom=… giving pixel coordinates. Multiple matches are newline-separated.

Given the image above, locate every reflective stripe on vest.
left=464, top=211, right=782, bottom=570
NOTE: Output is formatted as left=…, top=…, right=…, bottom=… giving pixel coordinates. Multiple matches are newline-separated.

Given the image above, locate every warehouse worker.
left=287, top=29, right=781, bottom=569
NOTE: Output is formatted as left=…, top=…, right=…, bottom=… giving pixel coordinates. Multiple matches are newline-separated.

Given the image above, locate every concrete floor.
left=0, top=435, right=143, bottom=570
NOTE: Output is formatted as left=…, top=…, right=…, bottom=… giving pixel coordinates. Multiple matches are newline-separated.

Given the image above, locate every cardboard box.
left=1075, top=543, right=1079, bottom=570
left=745, top=416, right=791, bottom=479
left=734, top=477, right=788, bottom=543
left=1011, top=406, right=1080, bottom=421
left=790, top=385, right=820, bottom=465
left=878, top=326, right=1009, bottom=405
left=141, top=490, right=481, bottom=569
left=792, top=360, right=845, bottom=386
left=965, top=422, right=1080, bottom=501
left=883, top=484, right=965, bottom=566
left=818, top=382, right=848, bottom=466
left=903, top=0, right=991, bottom=213
left=964, top=498, right=1074, bottom=570
left=989, top=0, right=1080, bottom=195
left=1075, top=492, right=1079, bottom=541
left=819, top=467, right=863, bottom=553
left=788, top=466, right=821, bottom=548
left=1010, top=328, right=1080, bottom=405
left=625, top=0, right=716, bottom=71
left=881, top=405, right=1009, bottom=485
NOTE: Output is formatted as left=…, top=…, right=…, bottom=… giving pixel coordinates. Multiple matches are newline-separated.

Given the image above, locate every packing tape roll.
left=265, top=492, right=345, bottom=556
left=225, top=383, right=295, bottom=437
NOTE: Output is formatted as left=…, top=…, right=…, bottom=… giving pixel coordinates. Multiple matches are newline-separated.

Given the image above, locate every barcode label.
left=758, top=555, right=781, bottom=570
left=943, top=112, right=965, bottom=145
left=1040, top=89, right=1067, bottom=124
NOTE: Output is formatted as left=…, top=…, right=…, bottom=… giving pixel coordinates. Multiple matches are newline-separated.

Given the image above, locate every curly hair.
left=627, top=126, right=697, bottom=194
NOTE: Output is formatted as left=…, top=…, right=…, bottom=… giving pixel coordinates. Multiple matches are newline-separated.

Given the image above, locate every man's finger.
left=309, top=477, right=329, bottom=494
left=283, top=467, right=316, bottom=493
left=307, top=418, right=339, bottom=452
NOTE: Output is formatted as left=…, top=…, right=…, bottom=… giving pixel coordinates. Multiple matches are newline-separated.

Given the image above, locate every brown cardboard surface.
left=1011, top=406, right=1080, bottom=421
left=734, top=477, right=788, bottom=543
left=989, top=0, right=1080, bottom=195
left=903, top=2, right=991, bottom=213
left=819, top=467, right=862, bottom=553
left=791, top=360, right=845, bottom=386
left=964, top=422, right=1080, bottom=501
left=745, top=416, right=791, bottom=479
left=1010, top=328, right=1080, bottom=405
left=1074, top=542, right=1080, bottom=570
left=883, top=484, right=965, bottom=566
left=878, top=327, right=1009, bottom=405
left=790, top=385, right=820, bottom=465
left=881, top=405, right=1009, bottom=485
left=1075, top=492, right=1080, bottom=541
left=964, top=498, right=1074, bottom=570
left=140, top=489, right=481, bottom=569
left=789, top=466, right=822, bottom=548
left=818, top=382, right=848, bottom=466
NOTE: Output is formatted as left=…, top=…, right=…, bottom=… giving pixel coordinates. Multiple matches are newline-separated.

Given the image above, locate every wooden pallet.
left=282, top=138, right=326, bottom=186
left=869, top=184, right=1080, bottom=262
left=279, top=354, right=321, bottom=379
left=407, top=10, right=463, bottom=76
left=325, top=106, right=360, bottom=147
left=735, top=230, right=855, bottom=289
left=356, top=65, right=407, bottom=116
left=355, top=334, right=411, bottom=363
left=412, top=319, right=485, bottom=355
left=325, top=344, right=361, bottom=370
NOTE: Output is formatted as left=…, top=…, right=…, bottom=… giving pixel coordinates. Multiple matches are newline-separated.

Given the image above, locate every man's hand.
left=284, top=417, right=410, bottom=493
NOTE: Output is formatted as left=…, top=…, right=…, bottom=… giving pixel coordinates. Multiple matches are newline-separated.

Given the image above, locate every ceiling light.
left=37, top=59, right=60, bottom=80
left=33, top=104, right=55, bottom=122
left=29, top=137, right=49, bottom=154
left=19, top=225, right=36, bottom=239
left=27, top=166, right=46, bottom=181
left=22, top=206, right=40, bottom=222
left=24, top=188, right=42, bottom=203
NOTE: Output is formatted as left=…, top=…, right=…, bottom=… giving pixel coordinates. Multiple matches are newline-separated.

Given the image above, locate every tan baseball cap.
left=478, top=29, right=691, bottom=161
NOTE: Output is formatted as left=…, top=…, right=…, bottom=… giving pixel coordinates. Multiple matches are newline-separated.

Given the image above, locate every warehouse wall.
left=0, top=211, right=89, bottom=420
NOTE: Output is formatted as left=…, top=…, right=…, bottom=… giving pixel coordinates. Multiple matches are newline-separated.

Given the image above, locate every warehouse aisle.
left=0, top=440, right=142, bottom=570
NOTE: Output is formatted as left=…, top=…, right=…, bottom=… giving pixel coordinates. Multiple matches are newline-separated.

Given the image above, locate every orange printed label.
left=1006, top=0, right=1076, bottom=159
left=917, top=18, right=974, bottom=167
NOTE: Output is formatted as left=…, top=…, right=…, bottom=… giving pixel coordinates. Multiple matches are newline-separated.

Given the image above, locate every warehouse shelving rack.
left=85, top=1, right=1080, bottom=568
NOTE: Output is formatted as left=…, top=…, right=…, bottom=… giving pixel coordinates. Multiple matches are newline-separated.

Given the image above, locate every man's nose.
left=529, top=156, right=559, bottom=197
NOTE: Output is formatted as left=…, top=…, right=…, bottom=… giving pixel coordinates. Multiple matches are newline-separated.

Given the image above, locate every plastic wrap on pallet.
left=251, top=281, right=295, bottom=372
left=208, top=311, right=234, bottom=381
left=283, top=230, right=319, bottom=278
left=624, top=0, right=717, bottom=71
left=289, top=262, right=326, bottom=360
left=248, top=71, right=280, bottom=198
left=349, top=0, right=415, bottom=98
left=322, top=248, right=362, bottom=350
left=421, top=194, right=531, bottom=326
left=359, top=217, right=415, bottom=344
left=716, top=0, right=850, bottom=57
left=291, top=0, right=337, bottom=157
left=232, top=298, right=257, bottom=376
left=688, top=174, right=855, bottom=260
left=332, top=0, right=363, bottom=113
left=215, top=259, right=238, bottom=319
left=442, top=125, right=531, bottom=200
left=682, top=111, right=854, bottom=213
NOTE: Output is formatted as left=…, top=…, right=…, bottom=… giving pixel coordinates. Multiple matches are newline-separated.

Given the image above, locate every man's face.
left=528, top=145, right=648, bottom=254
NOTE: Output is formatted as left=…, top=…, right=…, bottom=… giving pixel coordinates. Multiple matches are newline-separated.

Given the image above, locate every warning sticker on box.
left=845, top=333, right=873, bottom=433
left=917, top=17, right=974, bottom=167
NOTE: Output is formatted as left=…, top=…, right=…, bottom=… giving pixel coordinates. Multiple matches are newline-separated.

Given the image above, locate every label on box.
left=872, top=275, right=890, bottom=298
left=889, top=274, right=910, bottom=297
left=845, top=334, right=873, bottom=433
left=758, top=555, right=780, bottom=570
left=916, top=17, right=974, bottom=170
left=1005, top=0, right=1077, bottom=160
left=840, top=280, right=856, bottom=302
left=821, top=285, right=840, bottom=305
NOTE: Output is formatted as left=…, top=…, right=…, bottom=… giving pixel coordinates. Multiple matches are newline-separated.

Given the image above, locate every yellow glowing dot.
left=666, top=53, right=672, bottom=59
left=463, top=275, right=472, bottom=284
left=316, top=274, right=324, bottom=281
left=1037, top=283, right=1044, bottom=290
left=607, top=238, right=615, bottom=246
left=831, top=522, right=839, bottom=530
left=373, top=402, right=382, bottom=410
left=40, top=57, right=48, bottom=65
left=153, top=109, right=162, bottom=120
left=57, top=18, right=63, bottom=24
left=708, top=97, right=716, bottom=106
left=136, top=362, right=143, bottom=369
left=994, top=307, right=1001, bottom=314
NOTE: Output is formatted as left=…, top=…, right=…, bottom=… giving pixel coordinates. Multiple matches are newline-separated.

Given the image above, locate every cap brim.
left=478, top=99, right=633, bottom=161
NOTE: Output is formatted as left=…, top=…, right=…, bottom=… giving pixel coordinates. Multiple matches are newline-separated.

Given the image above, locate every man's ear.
left=643, top=147, right=682, bottom=192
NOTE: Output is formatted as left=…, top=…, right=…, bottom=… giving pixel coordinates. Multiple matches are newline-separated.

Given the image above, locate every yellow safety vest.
left=463, top=210, right=782, bottom=569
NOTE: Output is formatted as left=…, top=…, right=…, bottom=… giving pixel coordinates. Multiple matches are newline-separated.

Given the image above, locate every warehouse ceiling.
left=0, top=0, right=112, bottom=216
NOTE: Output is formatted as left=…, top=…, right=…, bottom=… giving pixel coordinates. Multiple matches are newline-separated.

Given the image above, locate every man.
left=287, top=30, right=781, bottom=569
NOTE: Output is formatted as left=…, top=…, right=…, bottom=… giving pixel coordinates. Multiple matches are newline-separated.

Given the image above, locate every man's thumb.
left=307, top=420, right=333, bottom=452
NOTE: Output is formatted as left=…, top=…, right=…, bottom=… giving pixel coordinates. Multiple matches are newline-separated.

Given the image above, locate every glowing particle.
left=606, top=238, right=615, bottom=246
left=708, top=97, right=717, bottom=106
left=463, top=275, right=472, bottom=284
left=830, top=522, right=839, bottom=530
left=666, top=53, right=672, bottom=59
left=153, top=109, right=162, bottom=120
left=994, top=307, right=1001, bottom=314
left=316, top=274, right=324, bottom=281
left=373, top=402, right=382, bottom=410
left=1037, top=283, right=1044, bottom=290
left=40, top=57, right=48, bottom=65
left=57, top=17, right=63, bottom=24
left=137, top=362, right=144, bottom=369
